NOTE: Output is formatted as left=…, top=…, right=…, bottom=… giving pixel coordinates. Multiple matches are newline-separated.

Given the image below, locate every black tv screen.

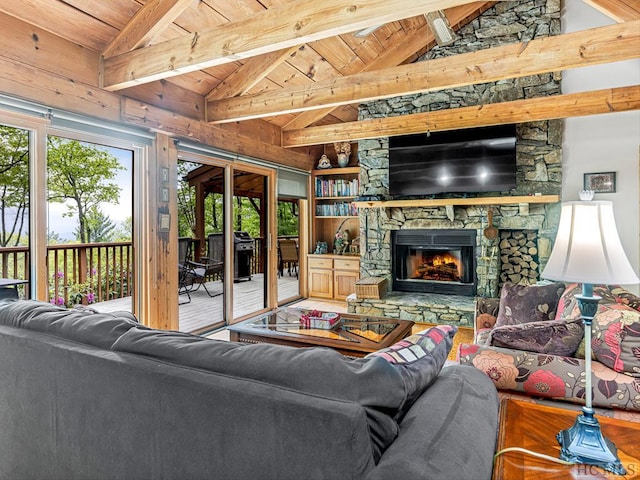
left=389, top=125, right=517, bottom=196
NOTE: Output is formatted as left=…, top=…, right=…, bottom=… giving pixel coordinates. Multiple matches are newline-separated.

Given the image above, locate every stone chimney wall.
left=356, top=0, right=563, bottom=299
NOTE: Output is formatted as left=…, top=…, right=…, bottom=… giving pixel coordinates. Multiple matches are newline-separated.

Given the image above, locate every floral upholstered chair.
left=458, top=283, right=640, bottom=412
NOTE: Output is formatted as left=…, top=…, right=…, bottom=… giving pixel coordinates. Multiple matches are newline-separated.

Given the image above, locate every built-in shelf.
left=353, top=194, right=560, bottom=209
left=312, top=167, right=360, bottom=176
left=316, top=196, right=357, bottom=200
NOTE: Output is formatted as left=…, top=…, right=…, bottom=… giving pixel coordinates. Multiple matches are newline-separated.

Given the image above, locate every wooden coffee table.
left=493, top=398, right=640, bottom=479
left=228, top=309, right=414, bottom=357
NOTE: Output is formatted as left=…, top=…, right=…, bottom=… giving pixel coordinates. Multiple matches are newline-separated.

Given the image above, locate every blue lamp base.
left=557, top=405, right=626, bottom=475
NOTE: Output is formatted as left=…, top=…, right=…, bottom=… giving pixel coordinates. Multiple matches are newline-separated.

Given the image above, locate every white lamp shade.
left=542, top=201, right=639, bottom=285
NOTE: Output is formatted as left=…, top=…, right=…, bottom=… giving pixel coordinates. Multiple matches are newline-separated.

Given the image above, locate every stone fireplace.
left=347, top=1, right=563, bottom=327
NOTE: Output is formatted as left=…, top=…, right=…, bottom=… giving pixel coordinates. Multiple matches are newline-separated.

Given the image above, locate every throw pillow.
left=366, top=324, right=456, bottom=418
left=591, top=302, right=640, bottom=377
left=487, top=318, right=584, bottom=357
left=556, top=283, right=617, bottom=321
left=608, top=285, right=640, bottom=312
left=495, top=282, right=565, bottom=328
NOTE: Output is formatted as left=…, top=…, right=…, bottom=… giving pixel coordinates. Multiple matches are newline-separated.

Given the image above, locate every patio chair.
left=278, top=239, right=298, bottom=278
left=178, top=237, right=222, bottom=305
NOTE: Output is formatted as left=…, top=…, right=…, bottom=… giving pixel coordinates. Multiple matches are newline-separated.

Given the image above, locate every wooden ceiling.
left=0, top=0, right=637, bottom=159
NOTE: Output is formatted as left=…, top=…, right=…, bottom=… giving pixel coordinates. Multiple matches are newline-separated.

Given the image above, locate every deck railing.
left=1, top=236, right=297, bottom=304
left=0, top=241, right=133, bottom=306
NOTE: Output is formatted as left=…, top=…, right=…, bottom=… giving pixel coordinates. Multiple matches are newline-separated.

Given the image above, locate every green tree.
left=73, top=207, right=116, bottom=242
left=0, top=125, right=30, bottom=247
left=277, top=201, right=299, bottom=237
left=113, top=216, right=132, bottom=241
left=47, top=136, right=123, bottom=243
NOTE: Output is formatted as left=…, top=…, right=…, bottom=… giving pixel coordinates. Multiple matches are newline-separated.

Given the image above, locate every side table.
left=493, top=398, right=640, bottom=479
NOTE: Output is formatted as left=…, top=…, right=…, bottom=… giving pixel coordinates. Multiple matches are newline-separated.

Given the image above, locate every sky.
left=47, top=145, right=133, bottom=241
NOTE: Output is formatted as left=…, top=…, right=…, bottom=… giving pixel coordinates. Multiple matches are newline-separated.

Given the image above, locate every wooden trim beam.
left=101, top=0, right=480, bottom=91
left=208, top=20, right=640, bottom=123
left=583, top=0, right=640, bottom=22
left=103, top=0, right=194, bottom=58
left=282, top=85, right=640, bottom=146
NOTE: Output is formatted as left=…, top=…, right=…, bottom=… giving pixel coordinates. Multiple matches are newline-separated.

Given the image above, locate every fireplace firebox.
left=392, top=229, right=476, bottom=296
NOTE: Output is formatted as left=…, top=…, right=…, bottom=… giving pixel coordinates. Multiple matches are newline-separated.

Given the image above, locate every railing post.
left=78, top=245, right=88, bottom=305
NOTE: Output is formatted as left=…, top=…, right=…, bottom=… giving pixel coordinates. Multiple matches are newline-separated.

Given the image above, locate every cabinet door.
left=334, top=269, right=359, bottom=301
left=309, top=268, right=333, bottom=299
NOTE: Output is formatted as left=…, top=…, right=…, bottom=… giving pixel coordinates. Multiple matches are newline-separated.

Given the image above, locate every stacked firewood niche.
left=499, top=230, right=540, bottom=287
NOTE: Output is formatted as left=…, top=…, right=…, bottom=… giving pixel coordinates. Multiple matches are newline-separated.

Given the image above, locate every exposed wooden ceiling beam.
left=583, top=0, right=640, bottom=22
left=205, top=47, right=299, bottom=100
left=207, top=20, right=640, bottom=123
left=102, top=0, right=194, bottom=58
left=282, top=2, right=493, bottom=131
left=120, top=97, right=314, bottom=170
left=282, top=85, right=640, bottom=146
left=101, top=0, right=480, bottom=91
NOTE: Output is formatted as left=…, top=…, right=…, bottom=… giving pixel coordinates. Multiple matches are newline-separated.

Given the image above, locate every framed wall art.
left=583, top=171, right=616, bottom=193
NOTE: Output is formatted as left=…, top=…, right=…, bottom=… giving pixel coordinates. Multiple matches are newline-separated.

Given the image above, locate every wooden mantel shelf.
left=353, top=194, right=560, bottom=209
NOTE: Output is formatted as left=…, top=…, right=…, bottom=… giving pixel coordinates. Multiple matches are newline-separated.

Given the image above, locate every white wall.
left=562, top=0, right=640, bottom=293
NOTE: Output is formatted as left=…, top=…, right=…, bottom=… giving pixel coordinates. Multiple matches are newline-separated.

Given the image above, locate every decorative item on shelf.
left=334, top=229, right=349, bottom=255
left=333, top=217, right=351, bottom=255
left=333, top=142, right=351, bottom=168
left=317, top=153, right=332, bottom=169
left=579, top=189, right=595, bottom=201
left=314, top=241, right=328, bottom=254
left=349, top=237, right=360, bottom=255
left=541, top=199, right=639, bottom=475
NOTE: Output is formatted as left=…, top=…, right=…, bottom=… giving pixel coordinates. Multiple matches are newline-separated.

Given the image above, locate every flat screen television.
left=388, top=124, right=517, bottom=196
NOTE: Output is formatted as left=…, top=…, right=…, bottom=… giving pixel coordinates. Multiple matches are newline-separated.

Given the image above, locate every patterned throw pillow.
left=487, top=318, right=584, bottom=357
left=556, top=283, right=617, bottom=321
left=367, top=324, right=457, bottom=418
left=591, top=302, right=640, bottom=377
left=608, top=285, right=640, bottom=312
left=495, top=282, right=565, bottom=327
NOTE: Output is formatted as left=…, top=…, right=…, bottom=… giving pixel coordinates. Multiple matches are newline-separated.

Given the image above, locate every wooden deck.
left=92, top=273, right=300, bottom=333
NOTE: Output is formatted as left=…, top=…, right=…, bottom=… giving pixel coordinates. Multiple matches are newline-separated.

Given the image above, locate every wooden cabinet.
left=311, top=167, right=360, bottom=254
left=308, top=254, right=360, bottom=300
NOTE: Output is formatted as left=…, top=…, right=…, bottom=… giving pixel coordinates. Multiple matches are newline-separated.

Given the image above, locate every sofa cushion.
left=0, top=299, right=140, bottom=349
left=591, top=302, right=640, bottom=377
left=112, top=328, right=411, bottom=461
left=485, top=318, right=584, bottom=357
left=366, top=325, right=456, bottom=418
left=608, top=285, right=640, bottom=312
left=495, top=282, right=565, bottom=328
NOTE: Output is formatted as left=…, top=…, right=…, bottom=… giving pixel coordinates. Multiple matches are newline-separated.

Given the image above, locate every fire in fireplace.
left=392, top=230, right=476, bottom=296
left=409, top=250, right=462, bottom=282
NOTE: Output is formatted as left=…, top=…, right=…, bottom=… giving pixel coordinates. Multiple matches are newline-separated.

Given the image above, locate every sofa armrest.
left=457, top=343, right=640, bottom=412
left=365, top=365, right=498, bottom=480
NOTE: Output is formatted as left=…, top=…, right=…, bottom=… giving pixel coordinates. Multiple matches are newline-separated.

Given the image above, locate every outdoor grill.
left=233, top=231, right=253, bottom=282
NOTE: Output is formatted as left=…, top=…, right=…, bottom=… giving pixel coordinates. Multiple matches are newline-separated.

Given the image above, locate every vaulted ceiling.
left=0, top=0, right=637, bottom=161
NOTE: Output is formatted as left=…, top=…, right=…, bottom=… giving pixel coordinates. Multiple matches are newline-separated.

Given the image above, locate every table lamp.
left=541, top=199, right=639, bottom=475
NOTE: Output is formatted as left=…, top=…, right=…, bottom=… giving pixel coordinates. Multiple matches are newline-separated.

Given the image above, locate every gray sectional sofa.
left=0, top=299, right=499, bottom=480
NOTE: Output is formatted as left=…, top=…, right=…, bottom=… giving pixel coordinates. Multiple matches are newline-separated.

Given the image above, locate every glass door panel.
left=277, top=198, right=301, bottom=304
left=0, top=124, right=31, bottom=299
left=46, top=136, right=134, bottom=311
left=176, top=160, right=226, bottom=333
left=232, top=168, right=268, bottom=321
